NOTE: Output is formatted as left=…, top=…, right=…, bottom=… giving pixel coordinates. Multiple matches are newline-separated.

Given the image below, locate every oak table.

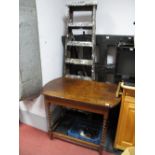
left=42, top=77, right=120, bottom=155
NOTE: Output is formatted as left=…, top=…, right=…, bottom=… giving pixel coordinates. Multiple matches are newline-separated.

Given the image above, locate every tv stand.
left=43, top=77, right=121, bottom=155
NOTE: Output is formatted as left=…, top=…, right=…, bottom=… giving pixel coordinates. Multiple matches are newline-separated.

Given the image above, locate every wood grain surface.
left=43, top=77, right=120, bottom=108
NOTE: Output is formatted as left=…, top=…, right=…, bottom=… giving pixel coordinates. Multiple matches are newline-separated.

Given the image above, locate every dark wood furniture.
left=114, top=83, right=135, bottom=150
left=43, top=77, right=121, bottom=154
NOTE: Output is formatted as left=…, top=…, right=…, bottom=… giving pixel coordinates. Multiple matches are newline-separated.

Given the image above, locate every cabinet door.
left=114, top=96, right=135, bottom=150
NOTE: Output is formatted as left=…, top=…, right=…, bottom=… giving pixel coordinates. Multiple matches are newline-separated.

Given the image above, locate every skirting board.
left=19, top=109, right=48, bottom=132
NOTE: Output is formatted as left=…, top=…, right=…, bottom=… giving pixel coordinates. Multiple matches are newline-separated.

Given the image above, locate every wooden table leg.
left=99, top=110, right=109, bottom=155
left=45, top=98, right=53, bottom=139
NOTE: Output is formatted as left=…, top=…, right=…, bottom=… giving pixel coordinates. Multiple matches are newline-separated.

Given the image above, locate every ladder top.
left=67, top=0, right=97, bottom=7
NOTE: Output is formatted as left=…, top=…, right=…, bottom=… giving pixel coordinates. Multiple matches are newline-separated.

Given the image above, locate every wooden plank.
left=67, top=0, right=97, bottom=6
left=65, top=74, right=92, bottom=80
left=53, top=132, right=100, bottom=150
left=68, top=22, right=94, bottom=29
left=67, top=41, right=93, bottom=47
left=65, top=58, right=93, bottom=66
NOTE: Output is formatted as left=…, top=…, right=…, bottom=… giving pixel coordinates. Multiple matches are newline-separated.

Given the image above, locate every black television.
left=115, top=47, right=135, bottom=84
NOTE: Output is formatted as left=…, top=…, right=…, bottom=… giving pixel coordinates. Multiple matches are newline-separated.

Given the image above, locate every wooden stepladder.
left=64, top=0, right=97, bottom=80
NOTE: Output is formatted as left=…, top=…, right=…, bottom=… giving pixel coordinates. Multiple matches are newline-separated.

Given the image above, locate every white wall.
left=37, top=0, right=66, bottom=85
left=20, top=0, right=135, bottom=131
left=96, top=0, right=135, bottom=35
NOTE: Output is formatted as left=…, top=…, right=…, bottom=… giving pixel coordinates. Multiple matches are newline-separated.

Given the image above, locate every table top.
left=42, top=77, right=121, bottom=108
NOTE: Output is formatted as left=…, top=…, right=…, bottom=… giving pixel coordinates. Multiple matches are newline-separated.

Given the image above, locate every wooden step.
left=65, top=58, right=93, bottom=66
left=67, top=41, right=93, bottom=47
left=67, top=0, right=97, bottom=6
left=68, top=22, right=94, bottom=29
left=65, top=74, right=92, bottom=80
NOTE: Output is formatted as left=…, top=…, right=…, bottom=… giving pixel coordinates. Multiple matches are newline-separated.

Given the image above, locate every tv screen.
left=116, top=47, right=135, bottom=83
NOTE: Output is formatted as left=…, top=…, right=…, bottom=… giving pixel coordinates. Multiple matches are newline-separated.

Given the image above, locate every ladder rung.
left=67, top=41, right=93, bottom=47
left=68, top=22, right=94, bottom=29
left=69, top=6, right=94, bottom=11
left=65, top=58, right=93, bottom=66
left=67, top=0, right=97, bottom=6
left=65, top=74, right=92, bottom=80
